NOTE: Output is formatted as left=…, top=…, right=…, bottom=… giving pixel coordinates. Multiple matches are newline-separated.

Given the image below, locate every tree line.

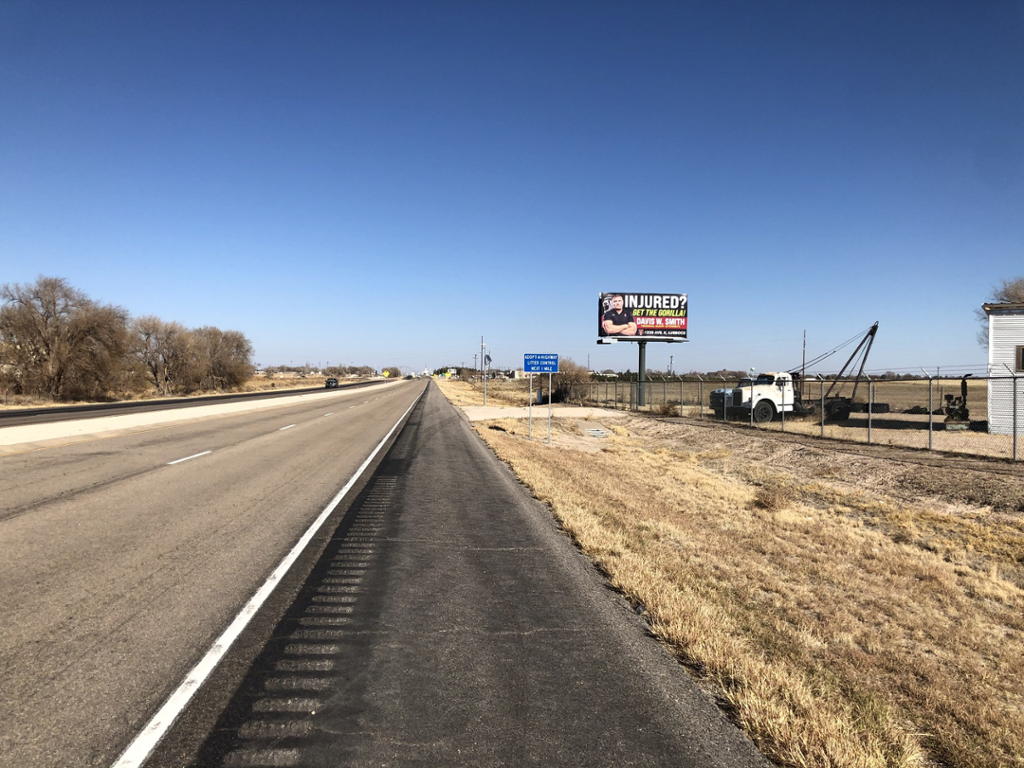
left=0, top=276, right=254, bottom=402
left=263, top=364, right=377, bottom=377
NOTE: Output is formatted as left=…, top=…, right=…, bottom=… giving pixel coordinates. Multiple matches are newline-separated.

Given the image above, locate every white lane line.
left=166, top=451, right=212, bottom=466
left=323, top=413, right=333, bottom=417
left=111, top=391, right=423, bottom=768
left=279, top=424, right=296, bottom=431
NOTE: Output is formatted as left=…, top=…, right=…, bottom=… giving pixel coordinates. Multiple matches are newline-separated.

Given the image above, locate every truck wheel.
left=753, top=400, right=776, bottom=423
left=825, top=402, right=852, bottom=422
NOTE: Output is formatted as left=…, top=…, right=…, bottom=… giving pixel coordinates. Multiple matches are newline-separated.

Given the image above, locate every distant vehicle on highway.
left=325, top=378, right=339, bottom=388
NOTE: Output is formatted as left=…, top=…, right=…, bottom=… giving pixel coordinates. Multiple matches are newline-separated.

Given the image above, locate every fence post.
left=917, top=368, right=936, bottom=451
left=749, top=378, right=755, bottom=427
left=781, top=375, right=786, bottom=432
left=819, top=375, right=825, bottom=437
left=696, top=375, right=704, bottom=419
left=928, top=375, right=934, bottom=451
left=1007, top=365, right=1020, bottom=462
left=867, top=377, right=873, bottom=444
left=720, top=375, right=728, bottom=423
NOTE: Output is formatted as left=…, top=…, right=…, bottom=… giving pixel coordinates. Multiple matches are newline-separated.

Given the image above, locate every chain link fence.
left=585, top=375, right=1024, bottom=461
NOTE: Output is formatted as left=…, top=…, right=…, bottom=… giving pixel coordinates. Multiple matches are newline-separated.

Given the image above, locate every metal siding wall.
left=988, top=313, right=1024, bottom=436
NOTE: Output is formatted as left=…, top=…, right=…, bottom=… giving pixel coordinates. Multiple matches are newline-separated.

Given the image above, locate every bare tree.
left=553, top=357, right=591, bottom=404
left=185, top=326, right=253, bottom=392
left=132, top=316, right=191, bottom=395
left=0, top=338, right=19, bottom=402
left=60, top=301, right=136, bottom=400
left=977, top=276, right=1024, bottom=347
left=0, top=276, right=130, bottom=400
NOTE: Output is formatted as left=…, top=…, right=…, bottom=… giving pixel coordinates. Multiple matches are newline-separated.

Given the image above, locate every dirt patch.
left=634, top=416, right=1024, bottom=514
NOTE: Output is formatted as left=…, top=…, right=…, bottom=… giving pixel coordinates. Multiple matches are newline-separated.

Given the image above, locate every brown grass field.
left=437, top=378, right=1024, bottom=767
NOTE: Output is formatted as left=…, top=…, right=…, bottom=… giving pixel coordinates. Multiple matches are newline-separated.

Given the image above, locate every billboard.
left=598, top=293, right=687, bottom=339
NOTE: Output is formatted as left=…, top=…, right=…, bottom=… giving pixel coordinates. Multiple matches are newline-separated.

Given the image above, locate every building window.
left=1018, top=345, right=1024, bottom=373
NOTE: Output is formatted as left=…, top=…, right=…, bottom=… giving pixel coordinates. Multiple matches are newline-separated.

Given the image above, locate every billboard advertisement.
left=598, top=293, right=687, bottom=339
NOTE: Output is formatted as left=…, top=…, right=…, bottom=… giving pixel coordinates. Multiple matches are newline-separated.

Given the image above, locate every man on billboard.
left=601, top=294, right=637, bottom=336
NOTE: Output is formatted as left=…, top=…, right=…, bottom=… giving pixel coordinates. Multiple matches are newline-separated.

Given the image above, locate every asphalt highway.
left=148, top=383, right=769, bottom=767
left=0, top=379, right=424, bottom=767
left=0, top=381, right=376, bottom=427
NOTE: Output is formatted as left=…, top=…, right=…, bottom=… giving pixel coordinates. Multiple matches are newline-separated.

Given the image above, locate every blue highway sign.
left=524, top=354, right=559, bottom=373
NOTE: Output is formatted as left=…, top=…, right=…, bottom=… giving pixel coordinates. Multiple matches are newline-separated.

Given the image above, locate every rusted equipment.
left=943, top=374, right=972, bottom=428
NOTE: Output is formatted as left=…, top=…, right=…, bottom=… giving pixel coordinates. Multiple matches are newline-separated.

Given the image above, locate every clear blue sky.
left=2, top=1, right=1021, bottom=375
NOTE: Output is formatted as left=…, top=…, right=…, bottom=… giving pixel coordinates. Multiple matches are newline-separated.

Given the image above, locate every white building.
left=984, top=302, right=1024, bottom=436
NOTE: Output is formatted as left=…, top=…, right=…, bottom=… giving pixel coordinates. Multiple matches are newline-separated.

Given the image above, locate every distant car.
left=325, top=378, right=339, bottom=388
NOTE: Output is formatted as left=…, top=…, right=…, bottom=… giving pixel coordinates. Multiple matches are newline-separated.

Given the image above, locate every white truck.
left=709, top=323, right=888, bottom=424
left=710, top=372, right=802, bottom=423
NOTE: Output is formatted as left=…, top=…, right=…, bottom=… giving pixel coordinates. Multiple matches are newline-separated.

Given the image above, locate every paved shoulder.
left=183, top=382, right=769, bottom=767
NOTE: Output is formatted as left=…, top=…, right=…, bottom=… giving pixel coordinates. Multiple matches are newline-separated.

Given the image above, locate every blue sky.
left=2, top=2, right=1021, bottom=375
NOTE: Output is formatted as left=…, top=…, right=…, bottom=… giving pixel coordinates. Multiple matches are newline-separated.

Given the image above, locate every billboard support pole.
left=638, top=341, right=647, bottom=408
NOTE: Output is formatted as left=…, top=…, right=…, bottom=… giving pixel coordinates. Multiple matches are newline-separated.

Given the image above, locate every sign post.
left=548, top=371, right=553, bottom=445
left=524, top=354, right=559, bottom=443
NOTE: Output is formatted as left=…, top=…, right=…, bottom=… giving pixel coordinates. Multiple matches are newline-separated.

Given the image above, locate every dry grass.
left=437, top=377, right=533, bottom=407
left=753, top=482, right=794, bottom=512
left=751, top=417, right=1018, bottom=461
left=443, top=388, right=1024, bottom=767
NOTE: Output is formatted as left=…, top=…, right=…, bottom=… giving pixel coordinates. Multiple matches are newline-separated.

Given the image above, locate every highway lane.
left=150, top=382, right=769, bottom=768
left=0, top=379, right=426, bottom=768
left=0, top=380, right=377, bottom=427
left=1, top=381, right=406, bottom=519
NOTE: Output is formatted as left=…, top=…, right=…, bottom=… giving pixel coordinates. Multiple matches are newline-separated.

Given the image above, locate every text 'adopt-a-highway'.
left=0, top=379, right=766, bottom=768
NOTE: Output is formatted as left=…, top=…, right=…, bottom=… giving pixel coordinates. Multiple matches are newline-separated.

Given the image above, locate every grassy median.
left=436, top=378, right=1024, bottom=768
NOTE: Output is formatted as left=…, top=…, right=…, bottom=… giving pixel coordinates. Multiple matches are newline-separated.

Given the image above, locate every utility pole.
left=669, top=354, right=674, bottom=375
left=802, top=330, right=807, bottom=402
left=481, top=336, right=487, bottom=406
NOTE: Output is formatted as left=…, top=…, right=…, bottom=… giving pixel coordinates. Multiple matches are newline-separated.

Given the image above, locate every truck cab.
left=710, top=372, right=796, bottom=423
